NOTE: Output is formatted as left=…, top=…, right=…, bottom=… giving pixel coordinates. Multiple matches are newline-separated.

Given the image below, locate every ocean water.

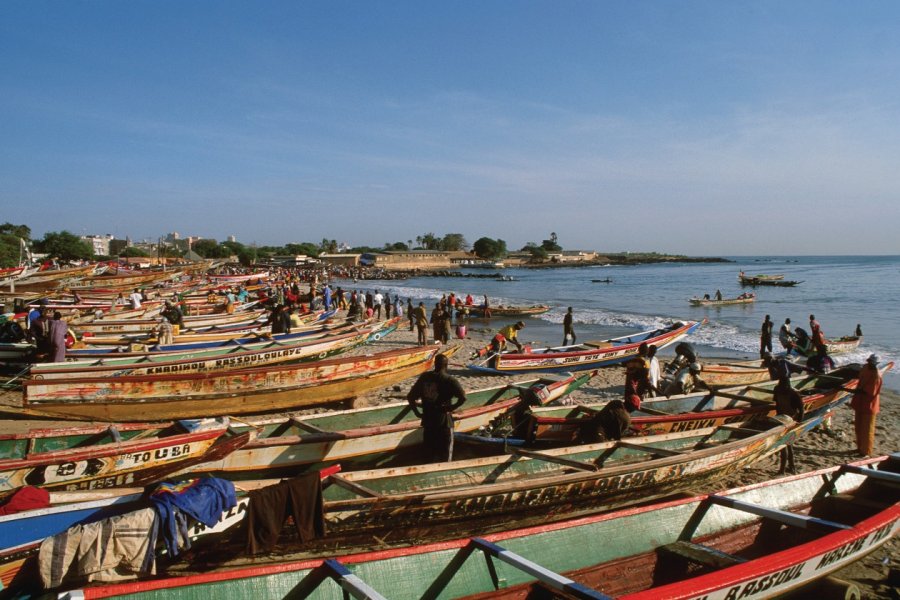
left=350, top=256, right=900, bottom=391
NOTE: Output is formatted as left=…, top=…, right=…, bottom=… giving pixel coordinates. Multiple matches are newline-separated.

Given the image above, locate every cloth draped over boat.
left=150, top=477, right=237, bottom=557
left=0, top=485, right=50, bottom=515
left=38, top=507, right=159, bottom=589
left=244, top=472, right=325, bottom=555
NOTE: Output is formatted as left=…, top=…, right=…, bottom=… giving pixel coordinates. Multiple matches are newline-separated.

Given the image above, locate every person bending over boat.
left=761, top=352, right=806, bottom=380
left=581, top=399, right=636, bottom=443
left=496, top=321, right=525, bottom=353
left=407, top=353, right=467, bottom=463
left=663, top=362, right=707, bottom=397
left=773, top=377, right=804, bottom=474
left=778, top=318, right=796, bottom=351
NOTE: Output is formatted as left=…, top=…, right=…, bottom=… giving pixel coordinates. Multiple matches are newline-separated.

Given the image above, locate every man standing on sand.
left=373, top=290, right=383, bottom=319
left=760, top=315, right=774, bottom=358
left=562, top=307, right=576, bottom=346
left=47, top=311, right=68, bottom=363
left=851, top=355, right=882, bottom=457
left=773, top=377, right=804, bottom=474
left=407, top=354, right=467, bottom=463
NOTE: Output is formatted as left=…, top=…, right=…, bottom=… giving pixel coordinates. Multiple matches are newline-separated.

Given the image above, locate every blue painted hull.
left=0, top=493, right=143, bottom=553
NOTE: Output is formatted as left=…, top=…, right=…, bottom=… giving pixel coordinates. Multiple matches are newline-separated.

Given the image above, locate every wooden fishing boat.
left=517, top=363, right=888, bottom=444
left=68, top=271, right=182, bottom=291
left=64, top=315, right=356, bottom=357
left=0, top=266, right=38, bottom=285
left=789, top=334, right=864, bottom=358
left=26, top=327, right=379, bottom=380
left=683, top=358, right=772, bottom=388
left=31, top=400, right=845, bottom=595
left=826, top=335, right=863, bottom=354
left=56, top=455, right=899, bottom=600
left=0, top=419, right=252, bottom=497
left=689, top=294, right=756, bottom=306
left=740, top=272, right=784, bottom=281
left=739, top=275, right=801, bottom=287
left=11, top=265, right=97, bottom=289
left=68, top=305, right=164, bottom=324
left=180, top=370, right=598, bottom=476
left=0, top=341, right=35, bottom=363
left=464, top=304, right=551, bottom=318
left=208, top=271, right=269, bottom=283
left=0, top=469, right=339, bottom=593
left=281, top=403, right=838, bottom=544
left=468, top=320, right=704, bottom=374
left=22, top=344, right=453, bottom=421
left=71, top=310, right=338, bottom=349
left=70, top=309, right=266, bottom=335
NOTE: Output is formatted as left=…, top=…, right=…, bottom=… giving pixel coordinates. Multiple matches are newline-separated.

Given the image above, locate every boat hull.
left=468, top=320, right=703, bottom=374
left=22, top=345, right=447, bottom=421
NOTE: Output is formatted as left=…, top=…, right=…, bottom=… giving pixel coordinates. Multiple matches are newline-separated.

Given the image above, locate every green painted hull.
left=68, top=455, right=899, bottom=599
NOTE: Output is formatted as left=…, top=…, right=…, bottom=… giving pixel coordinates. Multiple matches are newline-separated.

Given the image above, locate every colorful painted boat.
left=27, top=326, right=381, bottom=380
left=152, top=406, right=834, bottom=553
left=826, top=335, right=863, bottom=355
left=58, top=455, right=899, bottom=599
left=0, top=470, right=337, bottom=593
left=468, top=320, right=704, bottom=375
left=690, top=359, right=772, bottom=388
left=70, top=309, right=266, bottom=335
left=0, top=419, right=252, bottom=497
left=68, top=271, right=182, bottom=291
left=517, top=363, right=888, bottom=444
left=180, top=370, right=598, bottom=476
left=464, top=304, right=551, bottom=318
left=70, top=309, right=339, bottom=349
left=207, top=271, right=270, bottom=283
left=35, top=399, right=847, bottom=596
left=789, top=334, right=864, bottom=359
left=64, top=314, right=352, bottom=357
left=689, top=294, right=756, bottom=306
left=22, top=344, right=453, bottom=421
left=9, top=265, right=97, bottom=290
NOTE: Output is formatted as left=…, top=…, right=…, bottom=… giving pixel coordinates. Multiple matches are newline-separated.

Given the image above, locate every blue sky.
left=2, top=2, right=899, bottom=255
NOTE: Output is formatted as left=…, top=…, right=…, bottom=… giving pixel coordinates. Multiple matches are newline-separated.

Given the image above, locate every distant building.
left=80, top=234, right=115, bottom=256
left=269, top=255, right=317, bottom=267
left=559, top=250, right=599, bottom=262
left=319, top=253, right=361, bottom=267
left=360, top=250, right=453, bottom=270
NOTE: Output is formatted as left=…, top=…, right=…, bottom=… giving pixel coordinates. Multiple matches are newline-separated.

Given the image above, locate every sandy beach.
left=1, top=318, right=897, bottom=597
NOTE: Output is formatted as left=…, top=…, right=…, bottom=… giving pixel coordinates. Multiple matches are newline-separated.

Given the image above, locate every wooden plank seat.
left=661, top=540, right=747, bottom=568
left=708, top=495, right=852, bottom=533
